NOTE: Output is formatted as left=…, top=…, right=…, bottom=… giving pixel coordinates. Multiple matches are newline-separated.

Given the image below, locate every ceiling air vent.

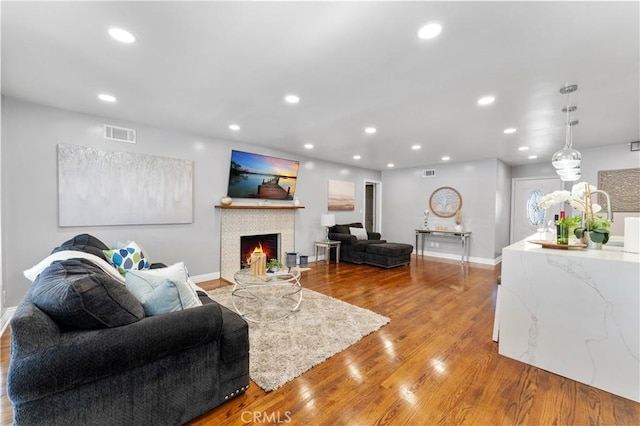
left=422, top=169, right=436, bottom=177
left=104, top=124, right=136, bottom=143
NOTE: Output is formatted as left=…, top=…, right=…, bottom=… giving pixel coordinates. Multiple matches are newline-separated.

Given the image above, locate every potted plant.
left=538, top=182, right=611, bottom=247
left=266, top=258, right=283, bottom=273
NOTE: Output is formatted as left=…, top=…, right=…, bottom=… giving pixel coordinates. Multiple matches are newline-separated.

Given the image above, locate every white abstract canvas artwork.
left=58, top=144, right=193, bottom=226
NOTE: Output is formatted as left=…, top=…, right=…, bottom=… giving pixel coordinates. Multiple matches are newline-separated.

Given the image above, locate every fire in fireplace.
left=240, top=233, right=279, bottom=268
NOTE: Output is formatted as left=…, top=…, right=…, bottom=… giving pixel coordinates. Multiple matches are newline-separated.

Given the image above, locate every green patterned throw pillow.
left=103, top=241, right=150, bottom=276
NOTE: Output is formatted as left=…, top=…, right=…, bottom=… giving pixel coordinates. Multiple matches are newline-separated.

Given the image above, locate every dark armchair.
left=328, top=222, right=386, bottom=264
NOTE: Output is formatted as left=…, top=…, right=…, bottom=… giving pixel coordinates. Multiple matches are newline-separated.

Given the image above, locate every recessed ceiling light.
left=304, top=143, right=314, bottom=149
left=411, top=145, right=421, bottom=150
left=518, top=146, right=529, bottom=151
left=229, top=124, right=240, bottom=131
left=98, top=93, right=117, bottom=103
left=284, top=94, right=300, bottom=104
left=353, top=155, right=361, bottom=160
left=364, top=127, right=377, bottom=134
left=108, top=28, right=136, bottom=44
left=504, top=128, right=517, bottom=134
left=417, top=22, right=443, bottom=40
left=441, top=156, right=450, bottom=161
left=477, top=96, right=495, bottom=106
left=387, top=163, right=395, bottom=168
left=528, top=155, right=538, bottom=159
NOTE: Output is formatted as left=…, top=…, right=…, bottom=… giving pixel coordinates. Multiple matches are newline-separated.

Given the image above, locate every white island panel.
left=498, top=239, right=640, bottom=402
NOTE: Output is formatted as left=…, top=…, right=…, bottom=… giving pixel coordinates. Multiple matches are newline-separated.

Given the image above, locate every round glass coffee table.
left=232, top=268, right=302, bottom=323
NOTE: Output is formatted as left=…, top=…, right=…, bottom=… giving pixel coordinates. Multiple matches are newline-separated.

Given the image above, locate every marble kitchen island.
left=497, top=237, right=640, bottom=402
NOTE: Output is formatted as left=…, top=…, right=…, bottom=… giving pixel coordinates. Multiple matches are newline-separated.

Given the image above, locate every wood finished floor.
left=2, top=256, right=639, bottom=425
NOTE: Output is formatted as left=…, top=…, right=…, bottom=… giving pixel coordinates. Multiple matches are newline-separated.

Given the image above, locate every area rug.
left=207, top=286, right=389, bottom=392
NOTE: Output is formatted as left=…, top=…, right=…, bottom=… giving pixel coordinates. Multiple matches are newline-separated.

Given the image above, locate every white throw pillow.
left=349, top=227, right=369, bottom=240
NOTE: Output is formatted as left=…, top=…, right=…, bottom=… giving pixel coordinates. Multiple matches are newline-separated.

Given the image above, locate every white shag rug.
left=207, top=286, right=390, bottom=392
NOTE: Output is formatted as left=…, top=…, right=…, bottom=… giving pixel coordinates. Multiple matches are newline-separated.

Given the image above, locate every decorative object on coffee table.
left=248, top=251, right=266, bottom=275
left=429, top=186, right=462, bottom=218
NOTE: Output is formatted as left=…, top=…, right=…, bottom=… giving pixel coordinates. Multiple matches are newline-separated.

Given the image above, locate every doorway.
left=510, top=177, right=563, bottom=244
left=364, top=180, right=382, bottom=233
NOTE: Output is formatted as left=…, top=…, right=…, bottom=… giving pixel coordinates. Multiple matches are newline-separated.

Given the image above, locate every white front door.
left=510, top=177, right=563, bottom=244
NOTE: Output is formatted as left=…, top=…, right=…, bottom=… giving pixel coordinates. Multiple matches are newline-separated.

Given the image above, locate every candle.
left=249, top=252, right=266, bottom=275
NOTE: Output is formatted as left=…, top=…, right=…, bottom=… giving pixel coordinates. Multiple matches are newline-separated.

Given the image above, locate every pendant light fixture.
left=552, top=84, right=581, bottom=181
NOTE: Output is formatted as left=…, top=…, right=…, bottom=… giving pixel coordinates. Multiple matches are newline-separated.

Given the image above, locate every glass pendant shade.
left=551, top=85, right=582, bottom=172
left=552, top=147, right=582, bottom=170
left=556, top=166, right=580, bottom=177
left=560, top=169, right=581, bottom=181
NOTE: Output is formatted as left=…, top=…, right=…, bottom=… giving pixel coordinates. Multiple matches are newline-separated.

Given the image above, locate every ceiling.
left=2, top=1, right=639, bottom=171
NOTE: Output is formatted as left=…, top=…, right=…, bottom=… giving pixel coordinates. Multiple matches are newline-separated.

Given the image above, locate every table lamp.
left=320, top=214, right=335, bottom=242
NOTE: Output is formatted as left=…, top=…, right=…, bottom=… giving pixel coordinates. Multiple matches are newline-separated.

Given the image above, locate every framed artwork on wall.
left=598, top=168, right=640, bottom=212
left=429, top=186, right=462, bottom=218
left=58, top=144, right=193, bottom=226
left=328, top=180, right=355, bottom=211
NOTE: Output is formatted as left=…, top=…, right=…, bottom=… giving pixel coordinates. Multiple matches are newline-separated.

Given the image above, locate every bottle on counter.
left=557, top=211, right=569, bottom=244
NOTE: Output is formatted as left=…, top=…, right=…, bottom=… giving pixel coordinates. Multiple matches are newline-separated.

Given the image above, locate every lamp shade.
left=321, top=214, right=336, bottom=227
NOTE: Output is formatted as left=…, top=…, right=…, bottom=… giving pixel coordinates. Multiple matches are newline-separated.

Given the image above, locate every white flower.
left=571, top=182, right=597, bottom=200
left=537, top=190, right=571, bottom=209
left=537, top=182, right=600, bottom=213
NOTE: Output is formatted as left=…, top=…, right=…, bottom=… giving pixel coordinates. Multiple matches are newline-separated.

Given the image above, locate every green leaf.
left=590, top=229, right=608, bottom=244
left=574, top=228, right=585, bottom=239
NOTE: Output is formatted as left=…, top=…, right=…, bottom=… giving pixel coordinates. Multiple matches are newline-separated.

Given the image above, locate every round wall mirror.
left=429, top=186, right=462, bottom=218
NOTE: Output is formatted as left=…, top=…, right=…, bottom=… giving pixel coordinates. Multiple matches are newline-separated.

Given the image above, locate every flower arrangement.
left=537, top=182, right=611, bottom=244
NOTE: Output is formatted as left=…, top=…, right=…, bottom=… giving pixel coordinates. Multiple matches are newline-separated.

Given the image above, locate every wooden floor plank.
left=2, top=256, right=639, bottom=425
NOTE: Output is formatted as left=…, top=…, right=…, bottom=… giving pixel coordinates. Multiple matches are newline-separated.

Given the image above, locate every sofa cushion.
left=366, top=242, right=414, bottom=256
left=30, top=259, right=145, bottom=329
left=332, top=225, right=351, bottom=234
left=52, top=233, right=110, bottom=261
left=350, top=239, right=387, bottom=252
left=125, top=262, right=202, bottom=316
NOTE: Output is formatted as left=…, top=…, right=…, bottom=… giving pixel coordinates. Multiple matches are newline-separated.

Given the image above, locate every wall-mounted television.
left=227, top=150, right=299, bottom=200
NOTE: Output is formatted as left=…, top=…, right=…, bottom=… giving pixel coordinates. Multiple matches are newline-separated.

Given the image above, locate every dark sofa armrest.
left=367, top=232, right=382, bottom=240
left=328, top=233, right=357, bottom=244
left=8, top=302, right=223, bottom=404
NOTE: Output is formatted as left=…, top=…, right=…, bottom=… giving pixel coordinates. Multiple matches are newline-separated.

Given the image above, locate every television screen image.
left=227, top=150, right=299, bottom=200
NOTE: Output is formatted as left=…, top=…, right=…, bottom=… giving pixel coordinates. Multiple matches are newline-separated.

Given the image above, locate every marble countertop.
left=505, top=235, right=640, bottom=264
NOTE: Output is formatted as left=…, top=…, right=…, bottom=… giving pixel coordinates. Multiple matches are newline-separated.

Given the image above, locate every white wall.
left=495, top=160, right=512, bottom=258
left=381, top=158, right=501, bottom=262
left=1, top=97, right=381, bottom=306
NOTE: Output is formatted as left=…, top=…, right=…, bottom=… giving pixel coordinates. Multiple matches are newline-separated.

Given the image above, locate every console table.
left=415, top=229, right=471, bottom=263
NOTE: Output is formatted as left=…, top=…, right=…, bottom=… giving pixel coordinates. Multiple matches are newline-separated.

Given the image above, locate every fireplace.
left=240, top=233, right=279, bottom=268
left=218, top=207, right=297, bottom=282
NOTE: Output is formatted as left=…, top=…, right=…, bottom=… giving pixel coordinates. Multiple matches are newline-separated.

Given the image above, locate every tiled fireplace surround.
left=219, top=207, right=296, bottom=282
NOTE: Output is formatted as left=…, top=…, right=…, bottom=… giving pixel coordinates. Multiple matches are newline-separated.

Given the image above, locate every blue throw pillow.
left=125, top=263, right=202, bottom=316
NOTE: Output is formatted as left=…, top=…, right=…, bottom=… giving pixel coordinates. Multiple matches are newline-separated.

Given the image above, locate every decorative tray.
left=528, top=240, right=587, bottom=250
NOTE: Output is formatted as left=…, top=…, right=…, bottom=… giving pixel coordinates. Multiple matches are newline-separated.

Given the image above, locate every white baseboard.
left=1, top=306, right=17, bottom=335
left=190, top=272, right=220, bottom=283
left=415, top=250, right=501, bottom=266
